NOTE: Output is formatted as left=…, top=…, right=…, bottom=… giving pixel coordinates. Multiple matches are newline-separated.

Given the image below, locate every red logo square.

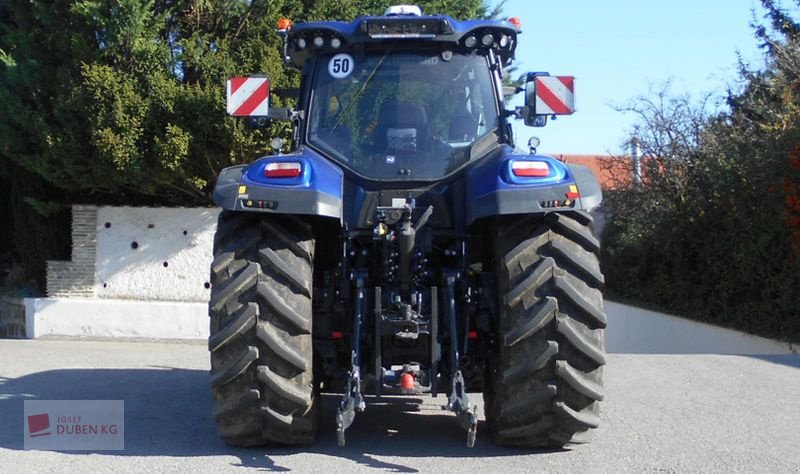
left=28, top=413, right=51, bottom=437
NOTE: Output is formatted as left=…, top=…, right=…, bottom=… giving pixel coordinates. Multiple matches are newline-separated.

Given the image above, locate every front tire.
left=208, top=211, right=317, bottom=446
left=484, top=211, right=606, bottom=448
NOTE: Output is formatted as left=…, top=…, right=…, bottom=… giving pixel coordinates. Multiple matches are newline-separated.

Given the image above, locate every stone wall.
left=0, top=296, right=26, bottom=338
left=45, top=205, right=217, bottom=302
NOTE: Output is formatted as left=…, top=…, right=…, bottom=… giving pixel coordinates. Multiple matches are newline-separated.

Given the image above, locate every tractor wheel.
left=208, top=211, right=317, bottom=446
left=484, top=211, right=606, bottom=448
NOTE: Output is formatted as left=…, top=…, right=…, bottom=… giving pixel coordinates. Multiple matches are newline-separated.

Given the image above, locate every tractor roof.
left=284, top=11, right=519, bottom=67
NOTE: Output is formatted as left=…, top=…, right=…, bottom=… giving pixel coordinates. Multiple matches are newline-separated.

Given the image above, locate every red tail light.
left=265, top=162, right=302, bottom=178
left=511, top=160, right=550, bottom=177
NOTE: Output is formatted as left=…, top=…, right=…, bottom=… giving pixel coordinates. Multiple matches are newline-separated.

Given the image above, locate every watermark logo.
left=27, top=413, right=51, bottom=437
left=24, top=400, right=124, bottom=451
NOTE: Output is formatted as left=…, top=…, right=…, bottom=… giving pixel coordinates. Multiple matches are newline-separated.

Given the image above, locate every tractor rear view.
left=209, top=5, right=606, bottom=448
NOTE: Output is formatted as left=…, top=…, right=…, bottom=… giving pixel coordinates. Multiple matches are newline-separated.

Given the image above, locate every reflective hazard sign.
left=226, top=76, right=270, bottom=117
left=535, top=76, right=575, bottom=115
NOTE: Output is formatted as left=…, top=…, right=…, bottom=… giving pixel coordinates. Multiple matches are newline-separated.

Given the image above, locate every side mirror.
left=523, top=73, right=575, bottom=127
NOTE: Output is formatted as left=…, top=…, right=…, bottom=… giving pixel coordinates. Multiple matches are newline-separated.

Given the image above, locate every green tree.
left=0, top=0, right=488, bottom=285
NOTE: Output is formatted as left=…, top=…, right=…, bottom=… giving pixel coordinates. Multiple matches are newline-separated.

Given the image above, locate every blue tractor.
left=209, top=5, right=606, bottom=448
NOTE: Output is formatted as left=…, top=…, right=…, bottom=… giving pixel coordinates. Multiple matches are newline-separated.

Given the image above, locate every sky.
left=502, top=0, right=780, bottom=156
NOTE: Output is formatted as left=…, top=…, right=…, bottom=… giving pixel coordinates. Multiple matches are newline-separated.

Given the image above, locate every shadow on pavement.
left=0, top=368, right=560, bottom=471
left=746, top=354, right=800, bottom=369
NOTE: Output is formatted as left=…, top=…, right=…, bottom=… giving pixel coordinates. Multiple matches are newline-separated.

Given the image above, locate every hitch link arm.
left=336, top=270, right=367, bottom=446
left=443, top=273, right=478, bottom=447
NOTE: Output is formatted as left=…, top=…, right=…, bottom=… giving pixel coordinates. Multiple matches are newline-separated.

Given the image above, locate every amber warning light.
left=277, top=18, right=292, bottom=31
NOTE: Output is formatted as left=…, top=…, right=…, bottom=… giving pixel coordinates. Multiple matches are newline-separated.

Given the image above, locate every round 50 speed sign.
left=328, top=54, right=354, bottom=79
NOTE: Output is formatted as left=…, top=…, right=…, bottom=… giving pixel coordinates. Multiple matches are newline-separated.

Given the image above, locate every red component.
left=468, top=330, right=478, bottom=340
left=331, top=331, right=344, bottom=340
left=400, top=372, right=415, bottom=390
left=566, top=191, right=580, bottom=199
left=513, top=168, right=549, bottom=177
left=265, top=162, right=302, bottom=178
left=508, top=17, right=522, bottom=30
left=511, top=160, right=550, bottom=178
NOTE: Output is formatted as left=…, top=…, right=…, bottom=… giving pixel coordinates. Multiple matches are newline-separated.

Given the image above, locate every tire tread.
left=485, top=213, right=606, bottom=448
left=208, top=212, right=317, bottom=447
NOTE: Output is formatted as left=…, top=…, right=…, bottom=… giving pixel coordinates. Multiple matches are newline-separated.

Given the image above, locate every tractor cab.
left=285, top=6, right=521, bottom=182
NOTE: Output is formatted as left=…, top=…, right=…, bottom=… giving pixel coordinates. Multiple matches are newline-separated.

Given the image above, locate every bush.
left=601, top=2, right=800, bottom=342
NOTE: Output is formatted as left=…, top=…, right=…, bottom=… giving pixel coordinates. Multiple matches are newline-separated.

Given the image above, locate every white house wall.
left=94, top=207, right=219, bottom=302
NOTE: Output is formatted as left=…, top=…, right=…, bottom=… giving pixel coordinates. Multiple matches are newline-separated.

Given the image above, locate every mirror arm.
left=244, top=108, right=301, bottom=129
left=513, top=106, right=529, bottom=120
left=259, top=108, right=302, bottom=121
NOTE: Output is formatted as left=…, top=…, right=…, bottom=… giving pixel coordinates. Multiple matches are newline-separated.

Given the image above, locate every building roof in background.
left=551, top=154, right=635, bottom=191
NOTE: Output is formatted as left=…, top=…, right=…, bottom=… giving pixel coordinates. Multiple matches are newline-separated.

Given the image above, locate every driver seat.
left=374, top=100, right=431, bottom=152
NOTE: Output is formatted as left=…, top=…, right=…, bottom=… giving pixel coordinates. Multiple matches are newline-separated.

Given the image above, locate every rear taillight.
left=264, top=162, right=302, bottom=178
left=511, top=160, right=550, bottom=177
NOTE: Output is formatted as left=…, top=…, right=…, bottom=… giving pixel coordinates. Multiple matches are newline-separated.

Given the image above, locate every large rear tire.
left=484, top=211, right=606, bottom=448
left=208, top=211, right=317, bottom=446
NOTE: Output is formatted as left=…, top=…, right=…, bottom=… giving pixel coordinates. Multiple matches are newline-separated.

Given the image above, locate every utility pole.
left=631, top=134, right=642, bottom=189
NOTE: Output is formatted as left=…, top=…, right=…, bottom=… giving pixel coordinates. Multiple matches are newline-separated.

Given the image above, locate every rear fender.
left=466, top=147, right=602, bottom=225
left=212, top=146, right=343, bottom=220
left=564, top=162, right=602, bottom=211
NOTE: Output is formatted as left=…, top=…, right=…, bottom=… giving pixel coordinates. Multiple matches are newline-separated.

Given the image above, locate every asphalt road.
left=1, top=339, right=798, bottom=473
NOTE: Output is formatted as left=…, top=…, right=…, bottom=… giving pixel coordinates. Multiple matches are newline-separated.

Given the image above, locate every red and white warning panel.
left=534, top=76, right=575, bottom=115
left=226, top=76, right=270, bottom=116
